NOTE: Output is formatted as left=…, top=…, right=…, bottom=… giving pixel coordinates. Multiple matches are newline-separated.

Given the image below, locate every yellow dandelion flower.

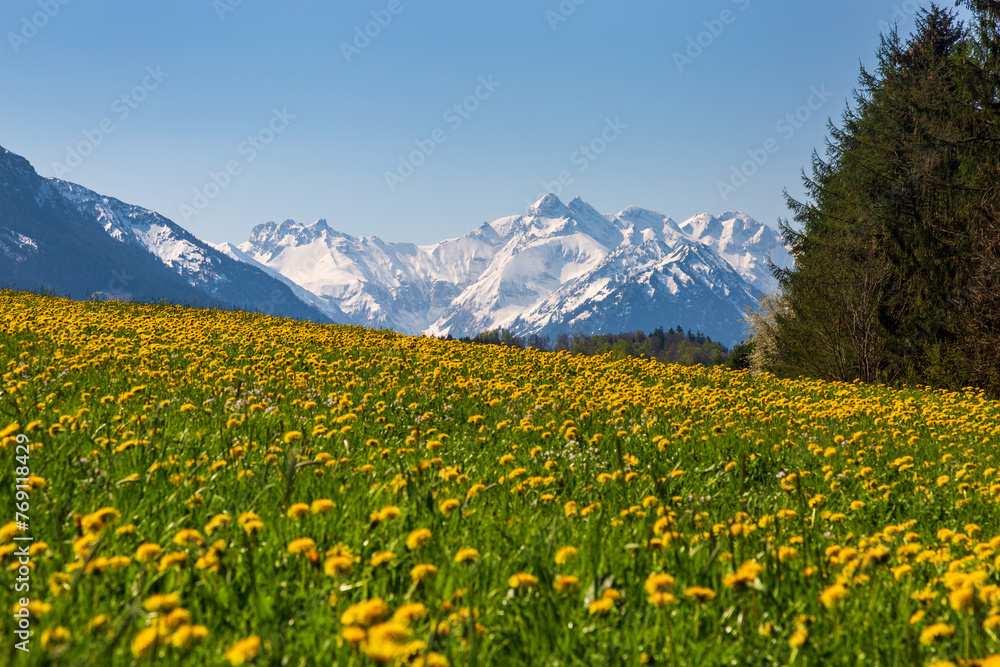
left=205, top=514, right=231, bottom=535
left=370, top=551, right=396, bottom=568
left=41, top=626, right=71, bottom=651
left=311, top=499, right=335, bottom=514
left=439, top=498, right=460, bottom=515
left=164, top=608, right=191, bottom=630
left=410, top=563, right=438, bottom=584
left=365, top=622, right=412, bottom=662
left=136, top=543, right=163, bottom=563
left=778, top=546, right=798, bottom=562
left=131, top=627, right=159, bottom=658
left=224, top=635, right=261, bottom=665
left=648, top=591, right=678, bottom=607
left=919, top=623, right=954, bottom=646
left=949, top=587, right=976, bottom=612
left=723, top=560, right=763, bottom=589
left=554, top=575, right=580, bottom=593
left=157, top=552, right=187, bottom=572
left=286, top=503, right=310, bottom=520
left=81, top=507, right=120, bottom=535
left=0, top=522, right=24, bottom=543
left=169, top=624, right=209, bottom=649
left=324, top=555, right=354, bottom=577
left=406, top=528, right=432, bottom=551
left=392, top=603, right=428, bottom=625
left=644, top=573, right=675, bottom=595
left=789, top=627, right=809, bottom=648
left=73, top=534, right=98, bottom=559
left=341, top=599, right=391, bottom=627
left=342, top=625, right=367, bottom=646
left=173, top=529, right=204, bottom=547
left=377, top=505, right=402, bottom=521
left=508, top=572, right=538, bottom=589
left=89, top=614, right=110, bottom=632
left=554, top=546, right=578, bottom=565
left=819, top=584, right=849, bottom=609
left=588, top=597, right=614, bottom=615
left=143, top=592, right=182, bottom=612
left=684, top=586, right=717, bottom=602
left=454, top=548, right=480, bottom=564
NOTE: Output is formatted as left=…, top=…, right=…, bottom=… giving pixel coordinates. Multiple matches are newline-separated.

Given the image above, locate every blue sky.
left=0, top=0, right=951, bottom=245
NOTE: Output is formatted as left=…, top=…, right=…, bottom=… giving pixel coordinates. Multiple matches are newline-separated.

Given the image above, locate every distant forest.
left=441, top=327, right=748, bottom=368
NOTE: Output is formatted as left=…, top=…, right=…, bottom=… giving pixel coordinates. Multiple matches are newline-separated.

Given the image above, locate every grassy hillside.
left=1, top=290, right=1000, bottom=665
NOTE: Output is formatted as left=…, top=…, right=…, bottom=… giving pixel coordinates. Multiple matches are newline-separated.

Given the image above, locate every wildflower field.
left=2, top=291, right=1000, bottom=666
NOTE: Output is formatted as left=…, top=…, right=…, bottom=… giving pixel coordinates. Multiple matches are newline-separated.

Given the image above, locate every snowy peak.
left=529, top=193, right=571, bottom=218
left=233, top=194, right=791, bottom=347
left=681, top=213, right=726, bottom=241
left=615, top=206, right=683, bottom=239
left=680, top=211, right=789, bottom=292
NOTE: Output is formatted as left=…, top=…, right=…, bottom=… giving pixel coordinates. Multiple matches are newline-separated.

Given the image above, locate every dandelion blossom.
left=286, top=503, right=310, bottom=520
left=508, top=572, right=538, bottom=590
left=454, top=548, right=480, bottom=564
left=553, top=575, right=580, bottom=594
left=136, top=543, right=163, bottom=563
left=224, top=635, right=261, bottom=665
left=410, top=563, right=438, bottom=584
left=554, top=546, right=578, bottom=565
left=131, top=627, right=159, bottom=658
left=819, top=584, right=849, bottom=609
left=684, top=586, right=717, bottom=602
left=406, top=528, right=432, bottom=551
left=143, top=593, right=181, bottom=612
left=919, top=623, right=955, bottom=646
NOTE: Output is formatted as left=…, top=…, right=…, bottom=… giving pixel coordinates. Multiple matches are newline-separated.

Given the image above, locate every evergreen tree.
left=771, top=3, right=1000, bottom=394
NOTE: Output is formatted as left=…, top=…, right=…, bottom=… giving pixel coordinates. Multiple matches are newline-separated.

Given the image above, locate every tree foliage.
left=444, top=326, right=732, bottom=367
left=766, top=2, right=1000, bottom=395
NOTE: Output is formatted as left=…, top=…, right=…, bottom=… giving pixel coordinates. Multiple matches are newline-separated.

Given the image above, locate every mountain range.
left=0, top=144, right=791, bottom=347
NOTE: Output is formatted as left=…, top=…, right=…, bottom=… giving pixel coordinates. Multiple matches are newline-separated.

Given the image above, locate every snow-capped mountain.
left=0, top=144, right=332, bottom=323
left=235, top=217, right=503, bottom=333
left=237, top=194, right=791, bottom=347
left=1, top=141, right=789, bottom=346
left=680, top=211, right=793, bottom=291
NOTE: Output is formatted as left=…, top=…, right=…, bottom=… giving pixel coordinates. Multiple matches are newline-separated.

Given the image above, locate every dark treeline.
left=442, top=326, right=743, bottom=368
left=751, top=1, right=1000, bottom=397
